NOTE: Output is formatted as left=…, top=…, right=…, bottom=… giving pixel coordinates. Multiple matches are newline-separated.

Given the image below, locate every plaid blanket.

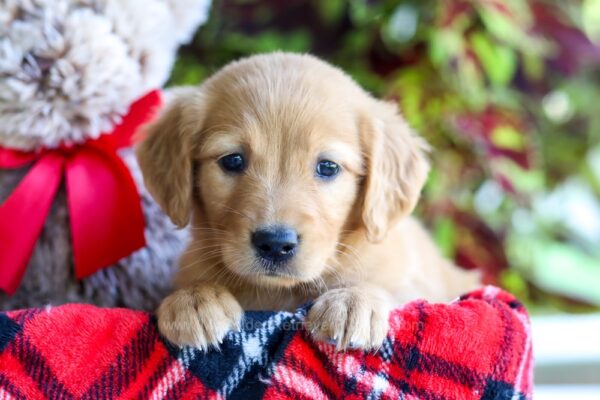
left=0, top=286, right=532, bottom=399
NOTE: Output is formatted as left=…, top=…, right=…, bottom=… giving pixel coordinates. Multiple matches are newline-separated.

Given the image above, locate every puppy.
left=137, top=52, right=480, bottom=351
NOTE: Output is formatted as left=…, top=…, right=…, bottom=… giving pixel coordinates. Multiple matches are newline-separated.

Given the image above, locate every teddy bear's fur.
left=0, top=0, right=211, bottom=310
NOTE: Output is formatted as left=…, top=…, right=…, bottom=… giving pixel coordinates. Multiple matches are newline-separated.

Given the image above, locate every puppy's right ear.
left=136, top=88, right=206, bottom=228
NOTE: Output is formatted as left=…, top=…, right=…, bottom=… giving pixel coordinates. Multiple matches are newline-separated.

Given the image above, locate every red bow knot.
left=0, top=90, right=163, bottom=295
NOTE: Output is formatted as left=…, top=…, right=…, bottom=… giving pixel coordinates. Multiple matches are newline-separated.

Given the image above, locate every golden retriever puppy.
left=137, top=52, right=480, bottom=351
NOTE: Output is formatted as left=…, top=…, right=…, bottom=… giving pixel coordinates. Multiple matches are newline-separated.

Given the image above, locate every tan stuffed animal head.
left=0, top=0, right=211, bottom=150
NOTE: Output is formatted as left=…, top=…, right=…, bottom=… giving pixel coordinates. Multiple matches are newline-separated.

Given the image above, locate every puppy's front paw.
left=157, top=285, right=243, bottom=350
left=306, top=287, right=391, bottom=351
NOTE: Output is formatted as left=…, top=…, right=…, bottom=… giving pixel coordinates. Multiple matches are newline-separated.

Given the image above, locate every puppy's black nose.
left=251, top=226, right=298, bottom=263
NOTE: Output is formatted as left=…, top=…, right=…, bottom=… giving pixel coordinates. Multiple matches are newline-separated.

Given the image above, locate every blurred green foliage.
left=169, top=0, right=600, bottom=313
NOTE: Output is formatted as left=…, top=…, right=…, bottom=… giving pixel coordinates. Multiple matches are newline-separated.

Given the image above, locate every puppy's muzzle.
left=251, top=225, right=298, bottom=264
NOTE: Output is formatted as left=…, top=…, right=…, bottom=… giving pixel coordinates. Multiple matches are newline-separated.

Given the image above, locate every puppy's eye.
left=219, top=153, right=245, bottom=173
left=316, top=160, right=340, bottom=179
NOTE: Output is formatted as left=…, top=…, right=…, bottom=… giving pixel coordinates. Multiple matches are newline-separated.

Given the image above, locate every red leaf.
left=452, top=107, right=531, bottom=170
left=531, top=1, right=600, bottom=74
left=437, top=0, right=474, bottom=28
left=451, top=210, right=509, bottom=284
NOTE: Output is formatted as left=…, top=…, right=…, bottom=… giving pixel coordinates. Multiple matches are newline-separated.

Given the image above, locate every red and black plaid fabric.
left=0, top=286, right=532, bottom=399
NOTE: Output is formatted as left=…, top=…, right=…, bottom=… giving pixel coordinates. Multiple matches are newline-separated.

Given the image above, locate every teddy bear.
left=0, top=0, right=211, bottom=311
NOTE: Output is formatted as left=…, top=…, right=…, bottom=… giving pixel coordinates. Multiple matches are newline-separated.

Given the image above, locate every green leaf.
left=314, top=0, right=345, bottom=25
left=167, top=55, right=208, bottom=86
left=433, top=217, right=456, bottom=258
left=470, top=32, right=517, bottom=86
left=349, top=0, right=372, bottom=26
left=511, top=236, right=600, bottom=306
left=493, top=159, right=545, bottom=193
left=583, top=0, right=600, bottom=44
left=477, top=3, right=551, bottom=55
left=522, top=52, right=545, bottom=81
left=428, top=30, right=463, bottom=66
left=491, top=126, right=525, bottom=150
left=222, top=31, right=311, bottom=54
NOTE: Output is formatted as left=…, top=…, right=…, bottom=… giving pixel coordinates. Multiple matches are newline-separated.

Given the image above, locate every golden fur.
left=137, top=53, right=480, bottom=351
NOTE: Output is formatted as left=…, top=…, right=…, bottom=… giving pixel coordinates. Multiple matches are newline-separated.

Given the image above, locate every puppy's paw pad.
left=157, top=286, right=243, bottom=350
left=306, top=288, right=390, bottom=351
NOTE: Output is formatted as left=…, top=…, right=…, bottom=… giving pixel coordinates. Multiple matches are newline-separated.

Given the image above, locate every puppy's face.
left=138, top=53, right=429, bottom=288
left=196, top=87, right=363, bottom=285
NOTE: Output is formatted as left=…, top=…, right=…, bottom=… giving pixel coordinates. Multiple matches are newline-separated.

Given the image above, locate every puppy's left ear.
left=359, top=100, right=430, bottom=242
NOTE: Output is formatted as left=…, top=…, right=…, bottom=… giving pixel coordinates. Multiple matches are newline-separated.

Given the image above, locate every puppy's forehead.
left=202, top=63, right=361, bottom=155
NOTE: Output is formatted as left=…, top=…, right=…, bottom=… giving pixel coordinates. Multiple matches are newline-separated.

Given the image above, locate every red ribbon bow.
left=0, top=90, right=163, bottom=295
